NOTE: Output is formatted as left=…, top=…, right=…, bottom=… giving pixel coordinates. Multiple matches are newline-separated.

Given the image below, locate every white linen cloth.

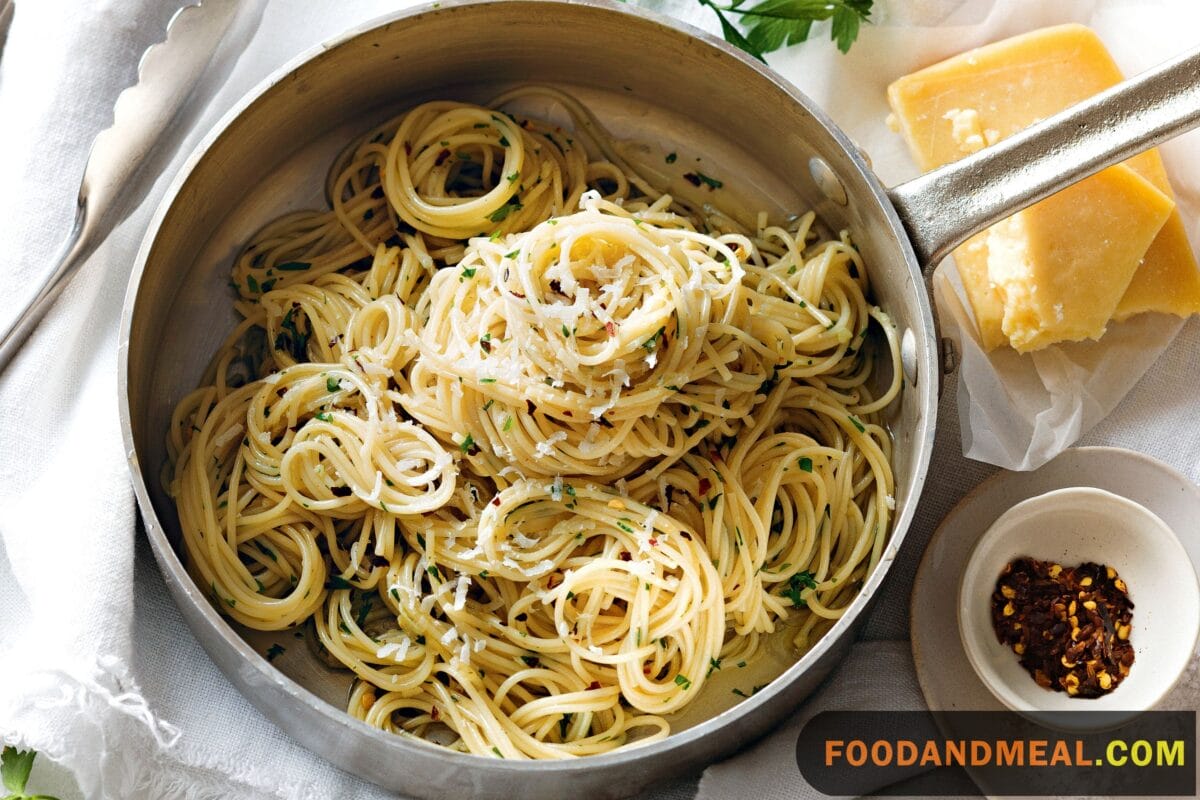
left=0, top=1, right=1197, bottom=798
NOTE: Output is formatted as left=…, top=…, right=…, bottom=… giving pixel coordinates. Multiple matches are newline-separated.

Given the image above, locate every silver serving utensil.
left=0, top=1, right=14, bottom=56
left=0, top=0, right=239, bottom=371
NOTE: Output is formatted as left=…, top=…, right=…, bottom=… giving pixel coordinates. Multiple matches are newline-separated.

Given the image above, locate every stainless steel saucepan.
left=118, top=2, right=1200, bottom=797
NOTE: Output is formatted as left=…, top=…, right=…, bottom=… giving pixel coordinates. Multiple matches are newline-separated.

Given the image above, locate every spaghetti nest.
left=166, top=92, right=901, bottom=760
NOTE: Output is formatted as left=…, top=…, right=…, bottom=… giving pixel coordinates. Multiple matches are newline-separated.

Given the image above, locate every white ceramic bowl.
left=958, top=486, right=1199, bottom=730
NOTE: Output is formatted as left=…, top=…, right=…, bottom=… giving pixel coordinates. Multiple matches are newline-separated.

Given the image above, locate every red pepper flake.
left=619, top=551, right=632, bottom=561
left=698, top=478, right=712, bottom=496
left=992, top=558, right=1134, bottom=698
left=605, top=321, right=616, bottom=337
left=434, top=148, right=451, bottom=166
left=430, top=705, right=441, bottom=721
left=649, top=538, right=658, bottom=547
left=587, top=681, right=601, bottom=691
left=491, top=496, right=501, bottom=507
left=562, top=410, right=573, bottom=417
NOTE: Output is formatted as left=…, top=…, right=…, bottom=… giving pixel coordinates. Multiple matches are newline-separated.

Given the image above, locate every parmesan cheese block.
left=987, top=169, right=1173, bottom=352
left=887, top=23, right=1200, bottom=349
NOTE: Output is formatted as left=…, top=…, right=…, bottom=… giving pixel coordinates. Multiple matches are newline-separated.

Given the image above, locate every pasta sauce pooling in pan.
left=165, top=86, right=901, bottom=759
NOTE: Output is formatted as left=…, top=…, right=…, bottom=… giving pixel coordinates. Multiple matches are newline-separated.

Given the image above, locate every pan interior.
left=125, top=0, right=933, bottom=764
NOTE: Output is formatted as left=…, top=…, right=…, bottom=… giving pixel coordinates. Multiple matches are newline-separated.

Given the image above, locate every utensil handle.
left=0, top=202, right=94, bottom=370
left=888, top=44, right=1200, bottom=269
left=0, top=0, right=244, bottom=374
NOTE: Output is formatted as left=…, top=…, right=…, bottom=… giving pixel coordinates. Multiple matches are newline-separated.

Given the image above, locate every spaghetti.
left=166, top=90, right=901, bottom=759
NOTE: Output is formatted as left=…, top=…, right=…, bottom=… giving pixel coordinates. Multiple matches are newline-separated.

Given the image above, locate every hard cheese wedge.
left=887, top=23, right=1200, bottom=350
left=987, top=169, right=1173, bottom=352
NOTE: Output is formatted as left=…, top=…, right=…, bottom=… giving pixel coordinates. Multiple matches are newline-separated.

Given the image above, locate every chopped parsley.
left=674, top=674, right=692, bottom=690
left=683, top=171, right=723, bottom=190
left=315, top=411, right=332, bottom=422
left=275, top=306, right=310, bottom=361
left=849, top=415, right=866, bottom=433
left=798, top=456, right=813, bottom=472
left=665, top=152, right=677, bottom=164
left=266, top=644, right=285, bottom=662
left=642, top=326, right=666, bottom=351
left=326, top=376, right=340, bottom=393
left=783, top=570, right=817, bottom=608
left=460, top=266, right=477, bottom=281
left=356, top=596, right=373, bottom=628
left=459, top=433, right=475, bottom=453
left=489, top=198, right=523, bottom=223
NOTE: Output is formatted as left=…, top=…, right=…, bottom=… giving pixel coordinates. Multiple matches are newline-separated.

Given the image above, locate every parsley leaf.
left=698, top=0, right=874, bottom=61
left=1, top=747, right=36, bottom=795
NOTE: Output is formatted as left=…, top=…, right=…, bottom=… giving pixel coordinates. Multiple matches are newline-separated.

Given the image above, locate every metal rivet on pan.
left=808, top=157, right=847, bottom=206
left=900, top=328, right=918, bottom=385
left=941, top=337, right=958, bottom=375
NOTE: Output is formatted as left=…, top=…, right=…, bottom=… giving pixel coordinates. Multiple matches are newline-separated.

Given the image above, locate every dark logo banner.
left=795, top=710, right=1195, bottom=796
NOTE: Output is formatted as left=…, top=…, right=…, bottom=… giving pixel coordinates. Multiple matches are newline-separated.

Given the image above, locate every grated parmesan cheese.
left=535, top=431, right=568, bottom=458
left=512, top=530, right=539, bottom=549
left=376, top=636, right=411, bottom=663
left=452, top=575, right=471, bottom=611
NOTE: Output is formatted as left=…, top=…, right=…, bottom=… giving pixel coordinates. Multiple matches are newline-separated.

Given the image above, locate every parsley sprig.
left=2, top=748, right=60, bottom=800
left=695, top=0, right=873, bottom=61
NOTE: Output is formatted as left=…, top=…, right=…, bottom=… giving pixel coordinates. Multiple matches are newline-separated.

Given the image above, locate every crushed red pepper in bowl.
left=991, top=557, right=1134, bottom=698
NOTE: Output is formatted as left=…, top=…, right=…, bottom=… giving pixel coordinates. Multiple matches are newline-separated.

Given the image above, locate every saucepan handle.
left=887, top=44, right=1200, bottom=270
